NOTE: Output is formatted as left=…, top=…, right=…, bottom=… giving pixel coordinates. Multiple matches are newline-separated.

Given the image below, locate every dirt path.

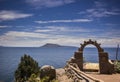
left=89, top=73, right=120, bottom=82
left=84, top=63, right=120, bottom=82
left=56, top=68, right=120, bottom=82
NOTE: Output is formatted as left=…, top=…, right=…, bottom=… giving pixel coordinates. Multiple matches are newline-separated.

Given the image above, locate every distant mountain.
left=41, top=43, right=61, bottom=48
left=41, top=43, right=78, bottom=48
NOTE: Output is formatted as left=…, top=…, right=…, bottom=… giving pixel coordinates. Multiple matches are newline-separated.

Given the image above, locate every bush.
left=41, top=76, right=58, bottom=82
left=28, top=75, right=58, bottom=82
left=28, top=74, right=38, bottom=82
left=114, top=61, right=120, bottom=73
left=15, top=54, right=40, bottom=82
left=41, top=76, right=50, bottom=82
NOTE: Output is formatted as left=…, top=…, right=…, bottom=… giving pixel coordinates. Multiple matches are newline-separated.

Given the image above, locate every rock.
left=56, top=68, right=65, bottom=76
left=40, top=65, right=56, bottom=81
left=56, top=68, right=73, bottom=82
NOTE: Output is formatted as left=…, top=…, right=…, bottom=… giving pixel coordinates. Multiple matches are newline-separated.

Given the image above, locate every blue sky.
left=0, top=0, right=120, bottom=47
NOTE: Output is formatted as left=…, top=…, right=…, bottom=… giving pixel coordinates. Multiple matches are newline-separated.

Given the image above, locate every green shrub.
left=14, top=54, right=58, bottom=82
left=114, top=61, right=120, bottom=73
left=51, top=79, right=58, bottom=82
left=41, top=76, right=58, bottom=82
left=15, top=54, right=40, bottom=82
left=41, top=76, right=50, bottom=82
left=28, top=74, right=38, bottom=82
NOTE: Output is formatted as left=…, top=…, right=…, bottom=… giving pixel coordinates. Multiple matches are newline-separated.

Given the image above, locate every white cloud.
left=26, top=0, right=75, bottom=8
left=86, top=8, right=120, bottom=18
left=0, top=25, right=10, bottom=28
left=0, top=31, right=64, bottom=47
left=0, top=30, right=88, bottom=47
left=0, top=26, right=119, bottom=47
left=78, top=1, right=120, bottom=18
left=97, top=38, right=120, bottom=47
left=3, top=31, right=50, bottom=38
left=0, top=30, right=119, bottom=47
left=48, top=26, right=91, bottom=32
left=35, top=19, right=92, bottom=24
left=34, top=26, right=92, bottom=34
left=35, top=29, right=52, bottom=32
left=0, top=10, right=33, bottom=21
left=46, top=38, right=120, bottom=47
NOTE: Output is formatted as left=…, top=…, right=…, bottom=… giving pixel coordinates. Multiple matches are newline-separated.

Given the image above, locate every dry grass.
left=83, top=63, right=99, bottom=70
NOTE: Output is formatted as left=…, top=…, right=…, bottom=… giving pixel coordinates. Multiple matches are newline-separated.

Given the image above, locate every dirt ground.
left=83, top=63, right=99, bottom=70
left=56, top=67, right=120, bottom=82
left=84, top=63, right=120, bottom=82
left=88, top=73, right=120, bottom=82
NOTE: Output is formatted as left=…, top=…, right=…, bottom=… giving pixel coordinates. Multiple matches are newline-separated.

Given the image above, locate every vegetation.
left=15, top=54, right=58, bottom=82
left=28, top=75, right=58, bottom=82
left=15, top=54, right=40, bottom=82
left=28, top=74, right=39, bottom=82
left=114, top=61, right=120, bottom=73
left=40, top=76, right=58, bottom=82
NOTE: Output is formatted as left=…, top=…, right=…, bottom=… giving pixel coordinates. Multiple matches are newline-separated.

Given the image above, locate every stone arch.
left=72, top=39, right=114, bottom=74
left=78, top=39, right=104, bottom=52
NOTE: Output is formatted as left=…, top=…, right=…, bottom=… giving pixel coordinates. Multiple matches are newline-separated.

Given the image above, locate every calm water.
left=0, top=47, right=119, bottom=82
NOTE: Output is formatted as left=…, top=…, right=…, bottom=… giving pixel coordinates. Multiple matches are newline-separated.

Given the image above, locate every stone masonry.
left=68, top=39, right=114, bottom=74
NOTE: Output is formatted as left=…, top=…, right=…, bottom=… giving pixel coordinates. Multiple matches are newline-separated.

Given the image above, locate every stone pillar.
left=99, top=52, right=109, bottom=74
left=74, top=51, right=83, bottom=70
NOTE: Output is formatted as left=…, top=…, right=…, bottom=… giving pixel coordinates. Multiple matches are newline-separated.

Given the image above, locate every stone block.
left=74, top=52, right=83, bottom=59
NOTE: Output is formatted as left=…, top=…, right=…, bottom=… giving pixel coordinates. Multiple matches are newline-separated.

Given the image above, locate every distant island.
left=41, top=43, right=61, bottom=47
left=41, top=43, right=78, bottom=48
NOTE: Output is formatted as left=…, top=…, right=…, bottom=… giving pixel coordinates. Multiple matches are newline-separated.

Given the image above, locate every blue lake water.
left=0, top=47, right=119, bottom=82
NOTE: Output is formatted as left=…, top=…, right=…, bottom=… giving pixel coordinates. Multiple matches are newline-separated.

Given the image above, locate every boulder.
left=40, top=65, right=56, bottom=81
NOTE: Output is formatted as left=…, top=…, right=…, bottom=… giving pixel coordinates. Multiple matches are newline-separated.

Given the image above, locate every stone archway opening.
left=70, top=39, right=115, bottom=74
left=83, top=44, right=99, bottom=72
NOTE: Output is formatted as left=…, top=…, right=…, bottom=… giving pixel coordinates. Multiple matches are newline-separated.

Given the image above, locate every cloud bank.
left=0, top=10, right=33, bottom=21
left=35, top=19, right=92, bottom=24
left=0, top=26, right=119, bottom=47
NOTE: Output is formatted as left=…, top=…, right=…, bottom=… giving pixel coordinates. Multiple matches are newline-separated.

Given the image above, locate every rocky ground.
left=56, top=63, right=120, bottom=82
left=56, top=68, right=73, bottom=82
left=89, top=73, right=120, bottom=82
left=84, top=63, right=120, bottom=82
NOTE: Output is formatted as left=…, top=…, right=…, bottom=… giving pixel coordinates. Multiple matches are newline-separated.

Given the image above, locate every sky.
left=0, top=0, right=120, bottom=47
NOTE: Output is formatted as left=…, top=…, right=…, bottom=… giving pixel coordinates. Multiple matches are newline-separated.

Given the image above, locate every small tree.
left=15, top=54, right=40, bottom=82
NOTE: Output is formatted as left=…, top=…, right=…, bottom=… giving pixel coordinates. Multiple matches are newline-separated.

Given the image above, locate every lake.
left=0, top=47, right=119, bottom=82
